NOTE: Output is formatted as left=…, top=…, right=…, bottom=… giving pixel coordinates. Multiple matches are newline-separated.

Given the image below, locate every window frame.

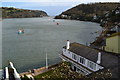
left=72, top=53, right=77, bottom=60
left=87, top=61, right=96, bottom=70
left=79, top=56, right=85, bottom=65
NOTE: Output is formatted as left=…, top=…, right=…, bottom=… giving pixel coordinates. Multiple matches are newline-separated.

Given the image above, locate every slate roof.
left=63, top=42, right=99, bottom=63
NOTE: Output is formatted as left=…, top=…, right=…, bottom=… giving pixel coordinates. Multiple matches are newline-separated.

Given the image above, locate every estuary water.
left=2, top=17, right=102, bottom=73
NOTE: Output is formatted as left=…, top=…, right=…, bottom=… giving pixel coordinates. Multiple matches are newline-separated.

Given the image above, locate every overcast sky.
left=1, top=0, right=120, bottom=16
left=2, top=0, right=120, bottom=2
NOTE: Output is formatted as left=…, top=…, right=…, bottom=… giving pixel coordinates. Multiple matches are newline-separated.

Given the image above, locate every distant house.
left=115, top=7, right=120, bottom=14
left=61, top=14, right=71, bottom=19
left=93, top=15, right=97, bottom=20
left=61, top=15, right=68, bottom=18
left=115, top=10, right=120, bottom=14
left=105, top=32, right=120, bottom=53
left=60, top=40, right=120, bottom=78
left=110, top=25, right=120, bottom=32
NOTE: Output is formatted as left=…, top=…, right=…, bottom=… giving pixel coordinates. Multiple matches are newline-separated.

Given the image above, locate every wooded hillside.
left=1, top=7, right=48, bottom=18
left=55, top=2, right=120, bottom=23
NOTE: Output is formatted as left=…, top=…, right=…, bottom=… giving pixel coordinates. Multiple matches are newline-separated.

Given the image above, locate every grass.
left=34, top=61, right=83, bottom=80
left=34, top=70, right=53, bottom=79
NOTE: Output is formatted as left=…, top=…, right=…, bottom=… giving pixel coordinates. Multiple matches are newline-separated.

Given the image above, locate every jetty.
left=20, top=67, right=47, bottom=77
left=19, top=62, right=61, bottom=79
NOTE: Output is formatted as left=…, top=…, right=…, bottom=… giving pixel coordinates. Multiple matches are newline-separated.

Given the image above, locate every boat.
left=18, top=29, right=24, bottom=34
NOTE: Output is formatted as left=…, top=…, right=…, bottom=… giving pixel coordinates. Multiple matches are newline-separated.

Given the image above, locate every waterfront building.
left=105, top=32, right=120, bottom=54
left=60, top=40, right=120, bottom=78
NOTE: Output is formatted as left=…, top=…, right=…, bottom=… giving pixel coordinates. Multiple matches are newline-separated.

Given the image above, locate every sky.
left=1, top=0, right=120, bottom=16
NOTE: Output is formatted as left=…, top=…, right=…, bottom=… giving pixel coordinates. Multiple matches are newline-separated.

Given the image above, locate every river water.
left=2, top=17, right=102, bottom=73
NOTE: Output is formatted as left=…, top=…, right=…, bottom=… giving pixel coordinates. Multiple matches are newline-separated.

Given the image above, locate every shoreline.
left=19, top=62, right=61, bottom=78
left=54, top=18, right=101, bottom=24
left=2, top=16, right=49, bottom=19
left=20, top=66, right=47, bottom=77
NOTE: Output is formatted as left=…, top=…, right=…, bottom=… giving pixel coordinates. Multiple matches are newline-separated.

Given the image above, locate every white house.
left=61, top=15, right=68, bottom=18
left=60, top=40, right=120, bottom=78
left=60, top=40, right=104, bottom=75
left=93, top=15, right=97, bottom=20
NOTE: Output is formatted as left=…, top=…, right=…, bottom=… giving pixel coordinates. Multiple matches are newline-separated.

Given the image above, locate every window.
left=68, top=51, right=70, bottom=54
left=93, top=64, right=96, bottom=70
left=64, top=49, right=66, bottom=52
left=87, top=61, right=96, bottom=70
left=72, top=54, right=77, bottom=60
left=79, top=57, right=85, bottom=64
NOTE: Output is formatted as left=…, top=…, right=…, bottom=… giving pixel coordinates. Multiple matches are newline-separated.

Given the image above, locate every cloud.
left=2, top=0, right=81, bottom=2
left=2, top=0, right=119, bottom=2
left=2, top=1, right=82, bottom=7
left=2, top=0, right=119, bottom=7
left=24, top=2, right=80, bottom=6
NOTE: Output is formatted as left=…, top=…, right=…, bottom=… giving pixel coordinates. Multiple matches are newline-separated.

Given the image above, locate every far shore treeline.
left=1, top=7, right=48, bottom=18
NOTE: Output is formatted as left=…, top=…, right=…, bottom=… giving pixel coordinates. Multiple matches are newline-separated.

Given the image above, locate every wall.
left=105, top=35, right=120, bottom=53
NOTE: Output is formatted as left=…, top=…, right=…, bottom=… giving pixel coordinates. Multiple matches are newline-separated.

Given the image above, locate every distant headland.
left=1, top=7, right=48, bottom=18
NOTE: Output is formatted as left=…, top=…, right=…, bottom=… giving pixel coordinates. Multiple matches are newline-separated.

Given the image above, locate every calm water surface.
left=2, top=17, right=102, bottom=73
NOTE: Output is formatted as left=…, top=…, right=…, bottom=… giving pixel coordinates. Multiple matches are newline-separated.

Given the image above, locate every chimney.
left=67, top=40, right=70, bottom=49
left=97, top=52, right=101, bottom=64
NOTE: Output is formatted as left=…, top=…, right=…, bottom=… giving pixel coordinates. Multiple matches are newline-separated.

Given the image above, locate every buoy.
left=57, top=23, right=59, bottom=25
left=53, top=20, right=55, bottom=22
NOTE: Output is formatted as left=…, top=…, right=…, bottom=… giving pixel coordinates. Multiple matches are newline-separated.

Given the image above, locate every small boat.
left=56, top=23, right=59, bottom=25
left=18, top=29, right=24, bottom=34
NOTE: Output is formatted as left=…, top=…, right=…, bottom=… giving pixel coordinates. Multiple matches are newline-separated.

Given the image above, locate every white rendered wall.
left=62, top=48, right=104, bottom=72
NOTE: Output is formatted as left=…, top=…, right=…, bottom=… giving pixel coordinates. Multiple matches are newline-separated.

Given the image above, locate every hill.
left=1, top=7, right=48, bottom=18
left=90, top=6, right=120, bottom=48
left=55, top=2, right=120, bottom=23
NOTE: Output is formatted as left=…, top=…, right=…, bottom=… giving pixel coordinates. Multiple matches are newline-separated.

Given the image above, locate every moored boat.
left=18, top=29, right=24, bottom=34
